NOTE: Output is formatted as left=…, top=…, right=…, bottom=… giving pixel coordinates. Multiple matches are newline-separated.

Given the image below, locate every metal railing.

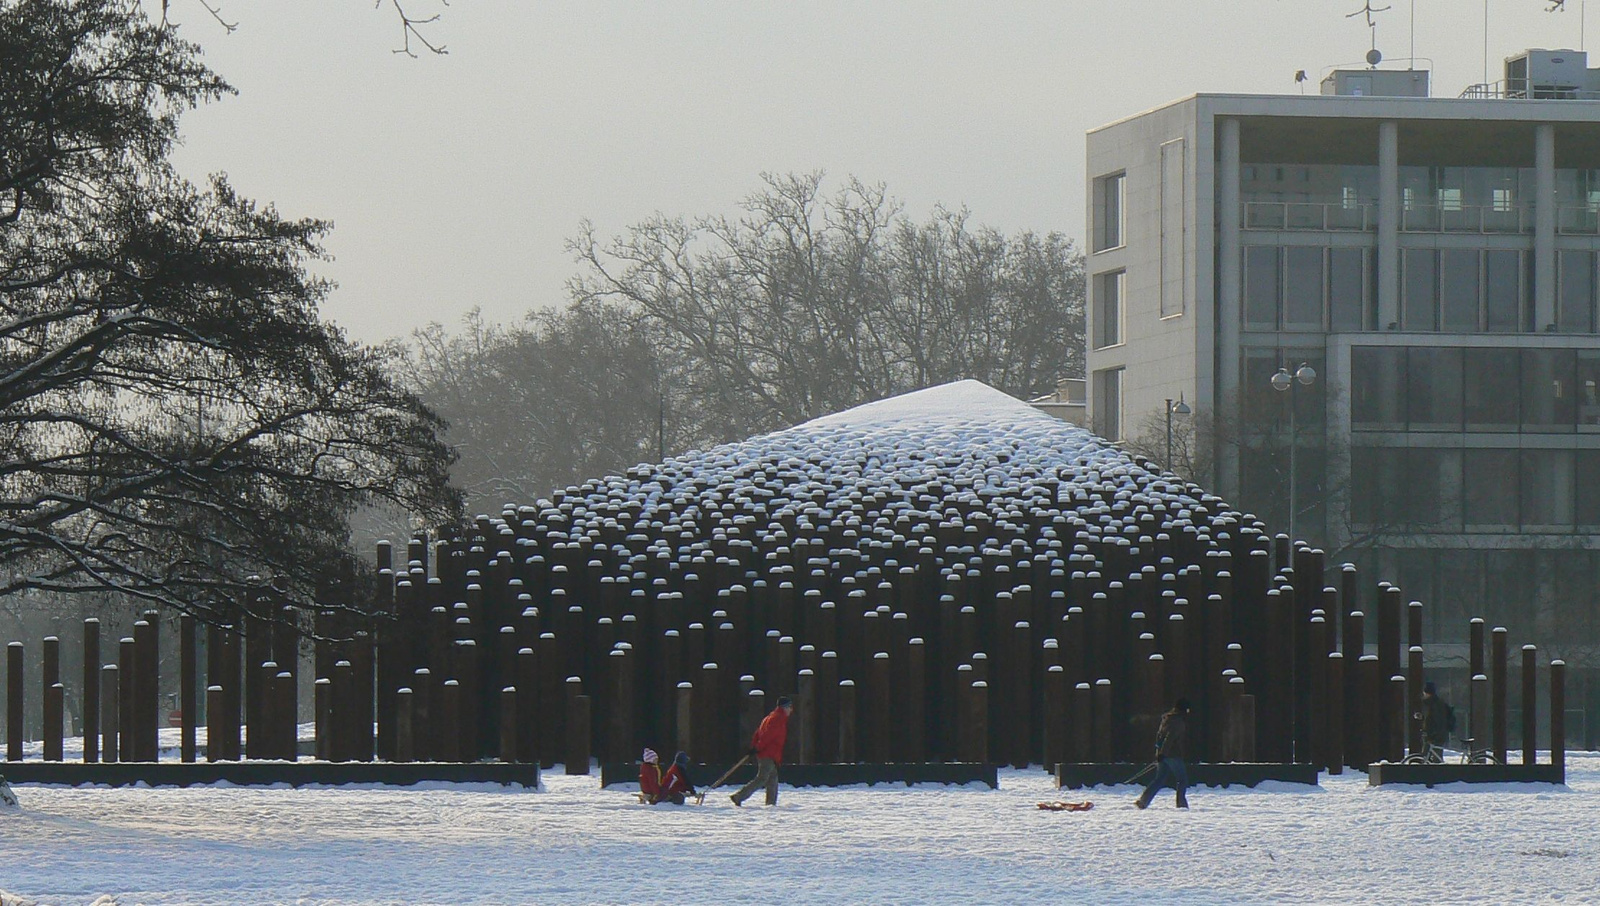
left=1459, top=79, right=1600, bottom=100
left=1399, top=203, right=1531, bottom=234
left=1242, top=201, right=1375, bottom=231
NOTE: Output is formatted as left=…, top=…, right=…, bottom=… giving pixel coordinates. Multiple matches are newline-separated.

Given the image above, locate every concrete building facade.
left=1086, top=57, right=1600, bottom=737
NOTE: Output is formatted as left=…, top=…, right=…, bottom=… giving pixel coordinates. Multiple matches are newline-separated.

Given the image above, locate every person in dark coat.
left=658, top=751, right=697, bottom=805
left=1136, top=698, right=1191, bottom=810
left=731, top=696, right=792, bottom=806
left=1417, top=681, right=1452, bottom=755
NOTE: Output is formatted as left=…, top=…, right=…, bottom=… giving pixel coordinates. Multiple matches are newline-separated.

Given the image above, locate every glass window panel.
left=1486, top=250, right=1524, bottom=333
left=1579, top=350, right=1600, bottom=429
left=1404, top=249, right=1437, bottom=331
left=1243, top=351, right=1285, bottom=429
left=1521, top=449, right=1575, bottom=529
left=1464, top=449, right=1519, bottom=529
left=1463, top=348, right=1520, bottom=431
left=1398, top=449, right=1460, bottom=530
left=1094, top=271, right=1122, bottom=348
left=1577, top=450, right=1600, bottom=527
left=1329, top=248, right=1367, bottom=331
left=1096, top=173, right=1124, bottom=251
left=1439, top=249, right=1478, bottom=331
left=1094, top=368, right=1122, bottom=440
left=1245, top=247, right=1280, bottom=329
left=1521, top=348, right=1577, bottom=430
left=1435, top=551, right=1480, bottom=635
left=1558, top=250, right=1595, bottom=334
left=1351, top=346, right=1406, bottom=430
left=1406, top=347, right=1463, bottom=431
left=1350, top=447, right=1404, bottom=527
left=1284, top=247, right=1323, bottom=330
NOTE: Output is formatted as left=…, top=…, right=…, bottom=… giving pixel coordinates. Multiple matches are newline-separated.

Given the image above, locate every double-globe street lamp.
left=1270, top=362, right=1317, bottom=540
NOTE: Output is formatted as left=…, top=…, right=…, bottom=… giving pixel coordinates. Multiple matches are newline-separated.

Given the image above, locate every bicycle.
left=1400, top=734, right=1499, bottom=765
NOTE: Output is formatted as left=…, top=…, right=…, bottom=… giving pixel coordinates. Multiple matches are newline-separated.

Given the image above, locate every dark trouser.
left=1138, top=757, right=1189, bottom=807
left=732, top=757, right=779, bottom=805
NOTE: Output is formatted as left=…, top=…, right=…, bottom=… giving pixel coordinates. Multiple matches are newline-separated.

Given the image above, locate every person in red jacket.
left=638, top=748, right=663, bottom=804
left=731, top=696, right=792, bottom=806
left=658, top=750, right=697, bottom=805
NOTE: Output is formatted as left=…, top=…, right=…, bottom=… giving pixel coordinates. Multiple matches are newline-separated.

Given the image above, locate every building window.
left=1094, top=172, right=1125, bottom=252
left=1463, top=450, right=1519, bottom=530
left=1093, top=270, right=1124, bottom=348
left=1244, top=246, right=1281, bottom=329
left=1485, top=249, right=1526, bottom=333
left=1558, top=250, right=1596, bottom=333
left=1093, top=368, right=1124, bottom=440
left=1403, top=249, right=1438, bottom=331
left=1521, top=348, right=1576, bottom=431
left=1328, top=247, right=1370, bottom=331
left=1284, top=246, right=1324, bottom=330
left=1159, top=139, right=1185, bottom=318
left=1463, top=347, right=1520, bottom=431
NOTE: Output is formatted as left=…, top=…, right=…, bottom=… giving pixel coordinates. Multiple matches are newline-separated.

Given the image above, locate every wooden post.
left=206, top=685, right=224, bottom=763
left=966, top=680, right=988, bottom=764
left=1491, top=627, right=1508, bottom=766
left=906, top=638, right=926, bottom=763
left=1325, top=652, right=1344, bottom=774
left=314, top=677, right=332, bottom=761
left=796, top=668, right=816, bottom=764
left=609, top=648, right=634, bottom=766
left=1071, top=682, right=1092, bottom=764
left=1043, top=664, right=1066, bottom=770
left=181, top=616, right=197, bottom=764
left=1550, top=660, right=1565, bottom=782
left=431, top=678, right=456, bottom=763
left=675, top=682, right=694, bottom=761
left=1470, top=673, right=1488, bottom=758
left=500, top=686, right=518, bottom=762
left=134, top=616, right=158, bottom=763
left=1377, top=588, right=1400, bottom=760
left=566, top=678, right=590, bottom=774
left=8, top=642, right=24, bottom=761
left=868, top=652, right=891, bottom=763
left=43, top=637, right=62, bottom=761
left=1406, top=645, right=1424, bottom=756
left=1469, top=618, right=1485, bottom=682
left=1091, top=678, right=1112, bottom=763
left=331, top=659, right=353, bottom=763
left=1386, top=675, right=1406, bottom=763
left=1522, top=645, right=1538, bottom=766
left=1233, top=687, right=1256, bottom=761
left=275, top=669, right=296, bottom=762
left=101, top=664, right=119, bottom=764
left=517, top=648, right=538, bottom=764
left=838, top=680, right=858, bottom=763
left=119, top=638, right=136, bottom=762
left=1356, top=654, right=1379, bottom=769
left=395, top=687, right=415, bottom=763
left=83, top=619, right=100, bottom=763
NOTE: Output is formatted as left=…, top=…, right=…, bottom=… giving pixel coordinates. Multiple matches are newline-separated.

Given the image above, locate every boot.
left=1176, top=793, right=1189, bottom=809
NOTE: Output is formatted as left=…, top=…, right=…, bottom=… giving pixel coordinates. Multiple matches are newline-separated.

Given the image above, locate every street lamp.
left=1271, top=362, right=1317, bottom=540
left=1165, top=396, right=1191, bottom=472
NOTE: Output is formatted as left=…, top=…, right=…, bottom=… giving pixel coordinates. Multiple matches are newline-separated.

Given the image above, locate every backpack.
left=1444, top=703, right=1456, bottom=733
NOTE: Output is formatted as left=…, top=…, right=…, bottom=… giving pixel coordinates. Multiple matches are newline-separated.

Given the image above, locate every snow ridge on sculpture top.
left=796, top=379, right=1054, bottom=432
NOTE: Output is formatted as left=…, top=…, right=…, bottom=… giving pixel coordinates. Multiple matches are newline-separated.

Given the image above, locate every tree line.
left=2, top=0, right=1086, bottom=623
left=411, top=173, right=1086, bottom=515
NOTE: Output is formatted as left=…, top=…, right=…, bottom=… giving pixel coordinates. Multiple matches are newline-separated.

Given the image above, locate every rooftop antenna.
left=1347, top=1, right=1392, bottom=66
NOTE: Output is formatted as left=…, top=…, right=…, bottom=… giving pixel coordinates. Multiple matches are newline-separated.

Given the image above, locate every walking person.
left=1136, top=698, right=1191, bottom=810
left=731, top=696, right=792, bottom=807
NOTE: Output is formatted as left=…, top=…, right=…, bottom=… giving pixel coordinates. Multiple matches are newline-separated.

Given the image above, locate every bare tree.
left=1, top=0, right=459, bottom=622
left=568, top=172, right=1085, bottom=443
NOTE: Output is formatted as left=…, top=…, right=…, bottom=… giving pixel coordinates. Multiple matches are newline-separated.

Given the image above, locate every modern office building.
left=1085, top=51, right=1600, bottom=725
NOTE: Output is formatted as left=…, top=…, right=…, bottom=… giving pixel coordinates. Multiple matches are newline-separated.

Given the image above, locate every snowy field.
left=3, top=753, right=1597, bottom=905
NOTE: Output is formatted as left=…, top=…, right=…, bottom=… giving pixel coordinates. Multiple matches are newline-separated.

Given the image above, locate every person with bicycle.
left=1417, top=681, right=1453, bottom=759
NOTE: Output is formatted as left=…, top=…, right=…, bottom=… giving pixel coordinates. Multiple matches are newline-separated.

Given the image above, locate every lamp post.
left=1165, top=396, right=1191, bottom=473
left=1271, top=362, right=1317, bottom=540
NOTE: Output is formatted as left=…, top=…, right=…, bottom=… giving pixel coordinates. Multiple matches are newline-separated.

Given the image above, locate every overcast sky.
left=162, top=0, right=1594, bottom=345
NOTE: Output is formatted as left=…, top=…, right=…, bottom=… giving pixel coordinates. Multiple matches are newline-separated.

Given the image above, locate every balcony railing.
left=1399, top=203, right=1531, bottom=234
left=1242, top=201, right=1375, bottom=231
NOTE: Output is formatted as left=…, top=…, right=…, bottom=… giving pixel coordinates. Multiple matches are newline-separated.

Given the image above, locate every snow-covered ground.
left=3, top=752, right=1596, bottom=905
